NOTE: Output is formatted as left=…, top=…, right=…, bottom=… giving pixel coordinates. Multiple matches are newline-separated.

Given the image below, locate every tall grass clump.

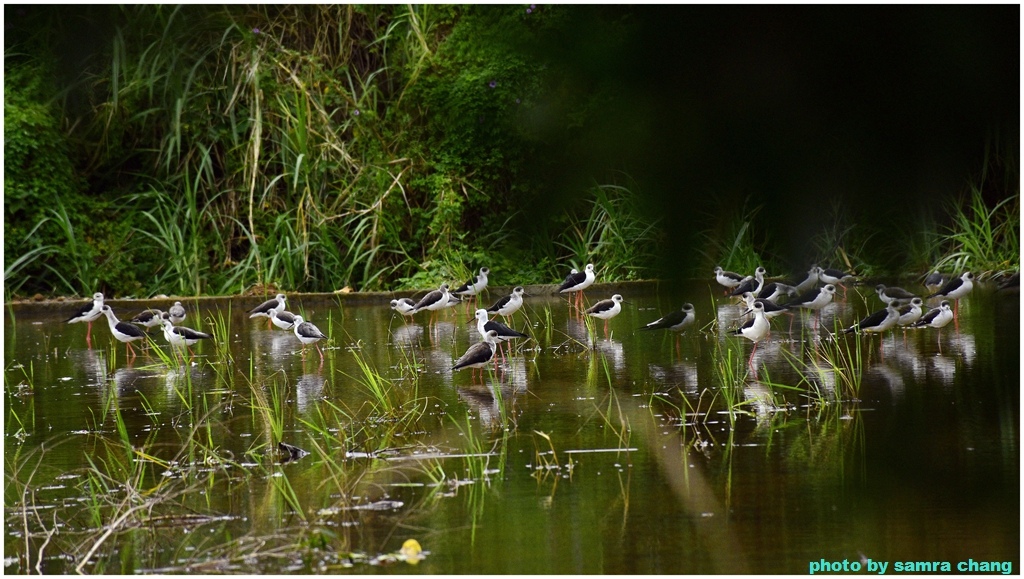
left=553, top=183, right=661, bottom=281
left=806, top=200, right=877, bottom=277
left=10, top=5, right=686, bottom=297
left=933, top=185, right=1019, bottom=277
left=697, top=197, right=776, bottom=276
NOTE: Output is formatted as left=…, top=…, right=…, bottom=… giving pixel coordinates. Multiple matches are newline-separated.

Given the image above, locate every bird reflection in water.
left=295, top=372, right=326, bottom=413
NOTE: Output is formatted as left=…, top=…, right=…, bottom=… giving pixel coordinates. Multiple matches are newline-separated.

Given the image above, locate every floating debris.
left=278, top=441, right=309, bottom=464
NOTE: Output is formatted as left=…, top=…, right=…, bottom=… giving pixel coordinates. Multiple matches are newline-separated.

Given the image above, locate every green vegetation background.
left=4, top=6, right=1018, bottom=298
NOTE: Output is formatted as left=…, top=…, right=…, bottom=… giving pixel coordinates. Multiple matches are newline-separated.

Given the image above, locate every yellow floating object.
left=400, top=538, right=423, bottom=565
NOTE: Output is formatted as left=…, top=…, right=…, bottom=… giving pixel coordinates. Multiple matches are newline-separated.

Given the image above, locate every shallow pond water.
left=4, top=281, right=1019, bottom=574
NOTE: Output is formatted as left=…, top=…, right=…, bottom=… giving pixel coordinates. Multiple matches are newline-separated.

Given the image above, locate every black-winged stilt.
left=923, top=270, right=948, bottom=293
left=910, top=300, right=954, bottom=352
left=640, top=302, right=695, bottom=333
left=473, top=308, right=528, bottom=362
left=895, top=297, right=924, bottom=327
left=168, top=301, right=187, bottom=324
left=452, top=267, right=490, bottom=306
left=473, top=308, right=528, bottom=343
left=390, top=298, right=417, bottom=318
left=910, top=300, right=954, bottom=330
left=786, top=283, right=836, bottom=331
left=411, top=283, right=452, bottom=322
left=875, top=284, right=917, bottom=305
left=818, top=267, right=855, bottom=298
left=714, top=266, right=746, bottom=293
left=640, top=302, right=695, bottom=353
left=486, top=286, right=526, bottom=317
left=66, top=292, right=105, bottom=347
left=756, top=280, right=797, bottom=303
left=895, top=297, right=924, bottom=341
left=730, top=267, right=766, bottom=298
left=925, top=271, right=974, bottom=323
left=291, top=314, right=328, bottom=361
left=452, top=329, right=499, bottom=381
left=795, top=265, right=822, bottom=294
left=818, top=267, right=855, bottom=286
left=248, top=293, right=287, bottom=327
left=585, top=294, right=623, bottom=337
left=740, top=293, right=789, bottom=321
left=160, top=317, right=213, bottom=359
left=842, top=301, right=900, bottom=335
left=130, top=308, right=165, bottom=329
left=787, top=283, right=836, bottom=312
left=99, top=305, right=148, bottom=359
left=557, top=263, right=596, bottom=309
left=729, top=300, right=770, bottom=368
left=270, top=309, right=299, bottom=331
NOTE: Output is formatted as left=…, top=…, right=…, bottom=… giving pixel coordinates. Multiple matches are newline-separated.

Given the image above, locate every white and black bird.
left=291, top=314, right=328, bottom=360
left=248, top=293, right=287, bottom=326
left=740, top=293, right=789, bottom=321
left=99, top=305, right=148, bottom=359
left=910, top=300, right=954, bottom=330
left=818, top=267, right=855, bottom=286
left=714, top=266, right=746, bottom=293
left=640, top=303, right=695, bottom=333
left=411, top=283, right=451, bottom=315
left=485, top=286, right=526, bottom=317
left=269, top=309, right=299, bottom=331
left=729, top=267, right=766, bottom=298
left=473, top=308, right=528, bottom=361
left=160, top=317, right=213, bottom=359
left=923, top=270, right=948, bottom=293
left=729, top=300, right=770, bottom=366
left=390, top=298, right=417, bottom=317
left=926, top=272, right=974, bottom=321
left=875, top=284, right=918, bottom=305
left=585, top=294, right=624, bottom=336
left=756, top=280, right=798, bottom=303
left=66, top=292, right=105, bottom=347
left=452, top=329, right=500, bottom=379
left=130, top=308, right=165, bottom=330
left=473, top=308, right=528, bottom=344
left=556, top=263, right=596, bottom=309
left=842, top=301, right=900, bottom=335
left=453, top=267, right=490, bottom=298
left=787, top=284, right=836, bottom=312
left=557, top=264, right=595, bottom=293
left=818, top=267, right=856, bottom=298
left=168, top=301, right=187, bottom=324
left=910, top=300, right=954, bottom=352
left=786, top=283, right=836, bottom=331
left=895, top=297, right=925, bottom=329
left=795, top=265, right=822, bottom=294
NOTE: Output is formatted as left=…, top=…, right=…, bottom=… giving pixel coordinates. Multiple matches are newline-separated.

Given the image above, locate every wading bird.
left=66, top=292, right=105, bottom=348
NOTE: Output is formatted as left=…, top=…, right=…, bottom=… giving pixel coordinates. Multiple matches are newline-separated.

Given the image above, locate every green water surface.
left=4, top=281, right=1019, bottom=574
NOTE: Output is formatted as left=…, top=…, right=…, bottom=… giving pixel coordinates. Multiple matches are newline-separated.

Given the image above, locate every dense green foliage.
left=4, top=5, right=653, bottom=297
left=4, top=5, right=1018, bottom=298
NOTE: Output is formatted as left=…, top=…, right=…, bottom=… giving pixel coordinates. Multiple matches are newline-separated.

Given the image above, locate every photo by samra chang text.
left=809, top=558, right=1014, bottom=575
